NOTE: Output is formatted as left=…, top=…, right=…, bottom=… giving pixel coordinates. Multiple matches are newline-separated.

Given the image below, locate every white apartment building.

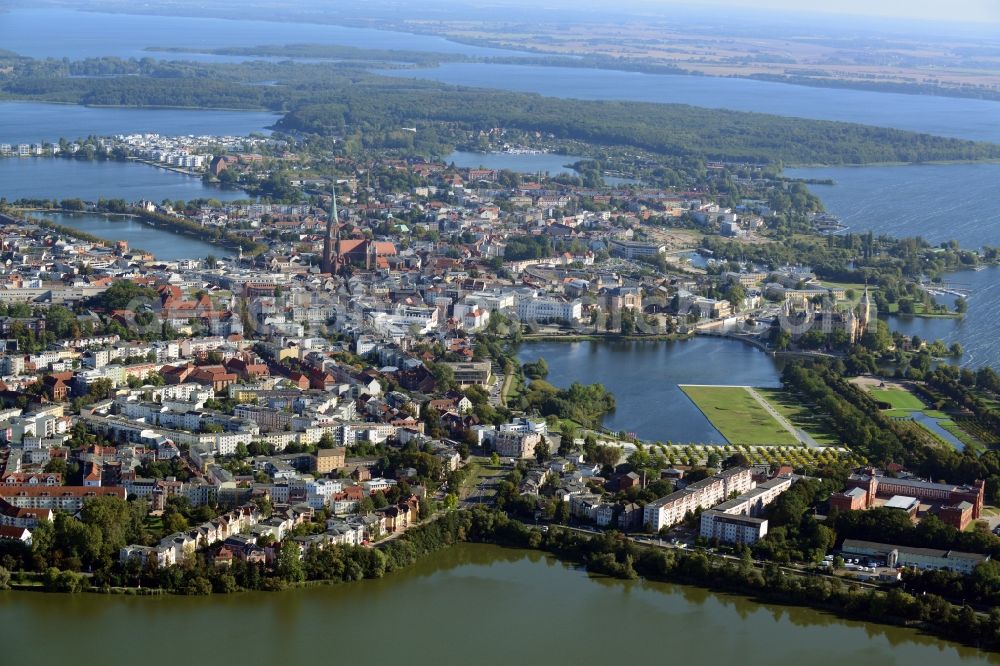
left=698, top=476, right=794, bottom=545
left=494, top=431, right=540, bottom=460
left=516, top=296, right=582, bottom=323
left=608, top=239, right=666, bottom=260
left=699, top=511, right=768, bottom=545
left=644, top=467, right=755, bottom=532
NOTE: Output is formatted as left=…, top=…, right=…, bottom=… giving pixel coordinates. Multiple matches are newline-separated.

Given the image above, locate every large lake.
left=885, top=266, right=1000, bottom=369
left=391, top=63, right=1000, bottom=143
left=0, top=101, right=279, bottom=145
left=786, top=163, right=1000, bottom=249
left=6, top=9, right=1000, bottom=143
left=0, top=8, right=521, bottom=61
left=31, top=212, right=231, bottom=262
left=0, top=544, right=994, bottom=666
left=1, top=159, right=248, bottom=204
left=518, top=338, right=782, bottom=443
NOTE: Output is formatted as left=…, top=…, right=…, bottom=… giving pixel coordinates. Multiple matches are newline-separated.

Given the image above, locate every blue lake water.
left=0, top=102, right=279, bottom=145
left=785, top=163, right=1000, bottom=249
left=605, top=176, right=641, bottom=186
left=446, top=151, right=643, bottom=184
left=446, top=151, right=583, bottom=175
left=518, top=338, right=783, bottom=443
left=885, top=266, right=1000, bottom=370
left=390, top=63, right=1000, bottom=143
left=31, top=212, right=231, bottom=262
left=0, top=8, right=522, bottom=61
left=0, top=158, right=248, bottom=203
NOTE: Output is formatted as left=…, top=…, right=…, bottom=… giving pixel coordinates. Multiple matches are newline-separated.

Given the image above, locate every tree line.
left=6, top=502, right=1000, bottom=651
left=6, top=54, right=999, bottom=166
left=782, top=361, right=1000, bottom=503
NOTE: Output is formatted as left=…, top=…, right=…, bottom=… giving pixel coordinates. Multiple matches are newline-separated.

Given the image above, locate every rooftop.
left=884, top=495, right=919, bottom=511
left=841, top=539, right=990, bottom=563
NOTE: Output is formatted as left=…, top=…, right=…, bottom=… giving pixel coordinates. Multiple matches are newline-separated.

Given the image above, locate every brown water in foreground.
left=0, top=543, right=996, bottom=665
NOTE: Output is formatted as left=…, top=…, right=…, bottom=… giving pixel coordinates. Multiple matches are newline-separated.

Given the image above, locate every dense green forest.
left=3, top=55, right=1000, bottom=165
left=280, top=85, right=1000, bottom=164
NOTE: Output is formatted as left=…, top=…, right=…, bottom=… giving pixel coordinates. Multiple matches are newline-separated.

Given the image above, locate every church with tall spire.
left=319, top=182, right=398, bottom=274
left=321, top=183, right=340, bottom=274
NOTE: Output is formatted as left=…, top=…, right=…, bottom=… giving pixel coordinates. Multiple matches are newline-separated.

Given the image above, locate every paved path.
left=498, top=370, right=514, bottom=407
left=745, top=387, right=819, bottom=448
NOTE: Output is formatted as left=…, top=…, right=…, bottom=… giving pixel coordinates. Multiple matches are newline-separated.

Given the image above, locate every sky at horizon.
left=603, top=0, right=1000, bottom=24
left=11, top=0, right=1000, bottom=31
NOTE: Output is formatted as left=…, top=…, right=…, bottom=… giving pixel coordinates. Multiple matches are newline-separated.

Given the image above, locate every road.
left=460, top=464, right=506, bottom=509
left=558, top=525, right=881, bottom=589
left=487, top=364, right=508, bottom=407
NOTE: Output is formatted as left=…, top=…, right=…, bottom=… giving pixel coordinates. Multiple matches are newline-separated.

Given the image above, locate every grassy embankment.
left=868, top=386, right=987, bottom=453
left=755, top=388, right=841, bottom=447
left=680, top=385, right=799, bottom=446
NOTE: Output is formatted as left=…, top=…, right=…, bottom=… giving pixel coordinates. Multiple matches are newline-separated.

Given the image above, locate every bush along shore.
left=4, top=506, right=1000, bottom=652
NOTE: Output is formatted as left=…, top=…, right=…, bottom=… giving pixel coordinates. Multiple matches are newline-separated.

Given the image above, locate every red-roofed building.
left=0, top=497, right=54, bottom=527
left=0, top=486, right=125, bottom=513
left=0, top=525, right=32, bottom=546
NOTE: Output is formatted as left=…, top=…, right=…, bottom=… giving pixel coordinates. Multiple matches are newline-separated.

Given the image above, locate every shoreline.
left=13, top=208, right=243, bottom=258
left=0, top=97, right=278, bottom=115
left=521, top=332, right=693, bottom=342
left=5, top=513, right=997, bottom=655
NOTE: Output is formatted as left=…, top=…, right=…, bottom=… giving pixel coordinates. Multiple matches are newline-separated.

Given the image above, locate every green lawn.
left=756, top=388, right=841, bottom=447
left=885, top=302, right=960, bottom=318
left=820, top=281, right=868, bottom=291
left=938, top=419, right=988, bottom=454
left=868, top=387, right=925, bottom=411
left=819, top=282, right=868, bottom=302
left=681, top=386, right=799, bottom=446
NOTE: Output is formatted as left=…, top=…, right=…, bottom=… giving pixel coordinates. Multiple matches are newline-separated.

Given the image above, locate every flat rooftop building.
left=841, top=539, right=988, bottom=576
left=884, top=495, right=920, bottom=516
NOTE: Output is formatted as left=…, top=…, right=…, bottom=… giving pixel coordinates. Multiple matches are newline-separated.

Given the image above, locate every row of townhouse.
left=121, top=504, right=262, bottom=567
left=1, top=472, right=62, bottom=487
left=0, top=497, right=53, bottom=528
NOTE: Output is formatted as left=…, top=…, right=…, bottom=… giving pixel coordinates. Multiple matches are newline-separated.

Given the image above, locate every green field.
left=938, top=419, right=988, bottom=454
left=681, top=386, right=799, bottom=446
left=865, top=386, right=986, bottom=453
left=756, top=388, right=841, bottom=447
left=868, top=388, right=925, bottom=411
left=885, top=302, right=961, bottom=318
left=819, top=282, right=869, bottom=303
